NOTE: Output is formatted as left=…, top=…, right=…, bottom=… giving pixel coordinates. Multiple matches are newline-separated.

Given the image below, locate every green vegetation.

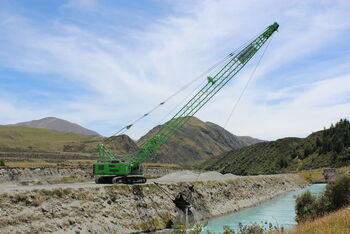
left=202, top=119, right=350, bottom=175
left=295, top=174, right=350, bottom=223
left=0, top=160, right=4, bottom=166
left=171, top=222, right=283, bottom=234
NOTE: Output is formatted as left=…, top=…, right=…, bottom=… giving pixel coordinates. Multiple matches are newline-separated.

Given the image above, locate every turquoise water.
left=201, top=184, right=326, bottom=233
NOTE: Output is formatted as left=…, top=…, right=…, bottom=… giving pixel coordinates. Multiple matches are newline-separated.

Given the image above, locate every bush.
left=295, top=191, right=317, bottom=222
left=324, top=175, right=350, bottom=210
left=238, top=222, right=264, bottom=234
left=0, top=160, right=5, bottom=166
left=295, top=174, right=350, bottom=223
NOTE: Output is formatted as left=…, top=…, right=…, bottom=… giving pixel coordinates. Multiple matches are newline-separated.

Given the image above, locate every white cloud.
left=0, top=0, right=349, bottom=140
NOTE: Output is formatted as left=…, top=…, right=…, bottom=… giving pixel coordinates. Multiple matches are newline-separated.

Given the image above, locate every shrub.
left=324, top=175, right=350, bottom=210
left=277, top=157, right=289, bottom=168
left=238, top=222, right=264, bottom=234
left=0, top=160, right=5, bottom=166
left=295, top=191, right=317, bottom=222
left=295, top=174, right=350, bottom=223
left=302, top=145, right=313, bottom=159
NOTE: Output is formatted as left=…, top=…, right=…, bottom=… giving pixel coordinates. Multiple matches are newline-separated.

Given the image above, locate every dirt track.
left=0, top=170, right=235, bottom=194
left=0, top=170, right=291, bottom=194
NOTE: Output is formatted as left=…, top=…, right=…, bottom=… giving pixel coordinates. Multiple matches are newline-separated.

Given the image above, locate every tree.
left=316, top=137, right=322, bottom=148
left=277, top=157, right=288, bottom=168
left=344, top=131, right=350, bottom=147
left=324, top=175, right=350, bottom=210
left=333, top=136, right=344, bottom=154
left=303, top=145, right=313, bottom=158
left=322, top=137, right=332, bottom=153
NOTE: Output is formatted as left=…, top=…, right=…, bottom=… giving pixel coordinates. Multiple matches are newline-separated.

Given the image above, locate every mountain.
left=11, top=117, right=100, bottom=136
left=62, top=134, right=138, bottom=156
left=202, top=119, right=350, bottom=175
left=138, top=117, right=263, bottom=165
left=0, top=125, right=101, bottom=153
left=1, top=116, right=263, bottom=165
left=0, top=125, right=137, bottom=156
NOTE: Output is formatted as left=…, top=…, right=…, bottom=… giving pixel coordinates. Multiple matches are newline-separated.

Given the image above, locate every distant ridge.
left=138, top=116, right=264, bottom=165
left=11, top=117, right=100, bottom=136
left=202, top=119, right=350, bottom=175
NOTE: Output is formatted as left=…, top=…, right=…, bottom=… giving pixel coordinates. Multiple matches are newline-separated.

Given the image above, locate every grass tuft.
left=291, top=206, right=350, bottom=234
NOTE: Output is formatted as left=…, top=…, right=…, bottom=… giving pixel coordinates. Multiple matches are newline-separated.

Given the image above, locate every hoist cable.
left=103, top=29, right=266, bottom=145
left=155, top=32, right=265, bottom=126
left=104, top=54, right=232, bottom=145
left=223, top=34, right=274, bottom=129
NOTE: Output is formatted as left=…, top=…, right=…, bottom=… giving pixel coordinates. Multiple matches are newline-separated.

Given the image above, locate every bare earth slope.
left=138, top=117, right=263, bottom=165
left=11, top=117, right=100, bottom=136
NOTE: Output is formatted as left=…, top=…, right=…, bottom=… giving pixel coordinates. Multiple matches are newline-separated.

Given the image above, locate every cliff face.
left=0, top=174, right=306, bottom=233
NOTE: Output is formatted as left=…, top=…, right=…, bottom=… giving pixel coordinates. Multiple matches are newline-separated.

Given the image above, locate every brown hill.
left=0, top=125, right=138, bottom=156
left=1, top=117, right=263, bottom=166
left=11, top=117, right=100, bottom=136
left=138, top=117, right=263, bottom=165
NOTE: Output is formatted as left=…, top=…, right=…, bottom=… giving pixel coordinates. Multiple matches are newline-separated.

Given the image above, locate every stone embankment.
left=0, top=172, right=307, bottom=233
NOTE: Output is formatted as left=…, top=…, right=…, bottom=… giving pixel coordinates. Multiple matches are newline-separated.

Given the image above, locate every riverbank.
left=0, top=173, right=307, bottom=233
left=202, top=183, right=326, bottom=233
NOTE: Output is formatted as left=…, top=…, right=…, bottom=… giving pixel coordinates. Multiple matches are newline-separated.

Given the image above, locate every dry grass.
left=297, top=170, right=325, bottom=183
left=290, top=206, right=350, bottom=234
left=55, top=176, right=88, bottom=183
left=0, top=125, right=101, bottom=152
left=297, top=165, right=350, bottom=184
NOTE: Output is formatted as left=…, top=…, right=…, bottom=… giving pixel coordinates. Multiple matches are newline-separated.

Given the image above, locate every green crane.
left=93, top=22, right=279, bottom=184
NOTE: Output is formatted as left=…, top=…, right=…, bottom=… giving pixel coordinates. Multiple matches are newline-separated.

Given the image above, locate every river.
left=201, top=183, right=326, bottom=233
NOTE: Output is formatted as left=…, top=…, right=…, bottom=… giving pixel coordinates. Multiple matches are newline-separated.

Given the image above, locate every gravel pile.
left=154, top=170, right=238, bottom=183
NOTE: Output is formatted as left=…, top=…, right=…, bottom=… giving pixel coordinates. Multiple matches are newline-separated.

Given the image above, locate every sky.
left=0, top=0, right=350, bottom=140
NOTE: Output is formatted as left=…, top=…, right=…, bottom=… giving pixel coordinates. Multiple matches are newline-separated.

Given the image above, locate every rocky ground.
left=0, top=172, right=307, bottom=233
left=0, top=167, right=181, bottom=185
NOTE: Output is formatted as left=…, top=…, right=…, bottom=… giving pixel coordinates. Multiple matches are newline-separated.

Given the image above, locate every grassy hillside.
left=138, top=117, right=262, bottom=165
left=202, top=119, right=350, bottom=175
left=0, top=125, right=137, bottom=156
left=0, top=125, right=100, bottom=152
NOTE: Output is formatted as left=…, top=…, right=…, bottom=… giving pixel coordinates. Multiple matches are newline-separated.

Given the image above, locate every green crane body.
left=93, top=22, right=279, bottom=184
